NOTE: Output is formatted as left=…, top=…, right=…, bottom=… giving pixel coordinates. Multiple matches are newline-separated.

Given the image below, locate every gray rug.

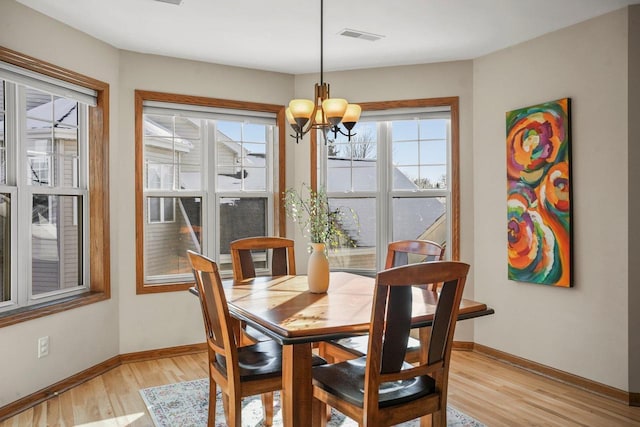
left=140, top=378, right=485, bottom=427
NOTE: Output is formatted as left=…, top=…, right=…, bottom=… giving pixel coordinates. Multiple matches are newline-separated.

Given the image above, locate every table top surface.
left=216, top=272, right=492, bottom=344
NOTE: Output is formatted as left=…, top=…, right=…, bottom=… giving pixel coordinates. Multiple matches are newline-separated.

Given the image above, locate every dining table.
left=190, top=271, right=494, bottom=427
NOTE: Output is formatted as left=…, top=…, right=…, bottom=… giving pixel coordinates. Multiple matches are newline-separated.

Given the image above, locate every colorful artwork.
left=506, top=98, right=572, bottom=287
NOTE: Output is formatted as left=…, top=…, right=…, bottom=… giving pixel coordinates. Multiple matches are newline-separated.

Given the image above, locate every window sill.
left=0, top=291, right=109, bottom=329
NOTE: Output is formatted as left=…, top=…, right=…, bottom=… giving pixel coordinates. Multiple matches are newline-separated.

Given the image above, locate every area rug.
left=140, top=378, right=485, bottom=427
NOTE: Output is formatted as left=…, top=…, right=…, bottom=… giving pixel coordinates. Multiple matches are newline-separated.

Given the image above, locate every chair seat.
left=215, top=340, right=326, bottom=381
left=328, top=335, right=421, bottom=358
left=312, top=356, right=436, bottom=409
left=244, top=324, right=274, bottom=343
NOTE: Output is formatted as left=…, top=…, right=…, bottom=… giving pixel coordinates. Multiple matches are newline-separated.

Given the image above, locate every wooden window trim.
left=311, top=97, right=460, bottom=260
left=0, top=46, right=111, bottom=328
left=135, top=90, right=286, bottom=294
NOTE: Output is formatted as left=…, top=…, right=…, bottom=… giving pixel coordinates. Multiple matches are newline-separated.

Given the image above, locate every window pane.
left=419, top=118, right=448, bottom=139
left=392, top=197, right=447, bottom=247
left=0, top=193, right=10, bottom=303
left=419, top=139, right=447, bottom=164
left=392, top=118, right=449, bottom=190
left=144, top=197, right=202, bottom=279
left=148, top=198, right=161, bottom=223
left=25, top=88, right=52, bottom=121
left=217, top=121, right=269, bottom=191
left=26, top=90, right=80, bottom=188
left=219, top=196, right=267, bottom=257
left=144, top=114, right=202, bottom=192
left=327, top=122, right=377, bottom=192
left=326, top=198, right=375, bottom=270
left=31, top=195, right=83, bottom=296
left=391, top=120, right=418, bottom=141
left=392, top=140, right=419, bottom=165
left=163, top=198, right=175, bottom=222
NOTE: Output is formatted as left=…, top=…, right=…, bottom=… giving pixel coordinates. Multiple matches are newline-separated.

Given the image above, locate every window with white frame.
left=137, top=92, right=281, bottom=291
left=0, top=64, right=93, bottom=310
left=318, top=101, right=457, bottom=272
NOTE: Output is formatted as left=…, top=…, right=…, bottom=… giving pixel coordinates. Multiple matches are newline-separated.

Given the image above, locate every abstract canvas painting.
left=506, top=98, right=572, bottom=287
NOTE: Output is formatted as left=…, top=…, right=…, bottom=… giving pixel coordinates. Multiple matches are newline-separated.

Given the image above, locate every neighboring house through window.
left=0, top=48, right=110, bottom=325
left=135, top=91, right=285, bottom=293
left=316, top=98, right=459, bottom=272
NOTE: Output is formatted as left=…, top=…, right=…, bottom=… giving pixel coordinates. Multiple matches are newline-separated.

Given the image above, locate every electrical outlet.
left=38, top=336, right=49, bottom=358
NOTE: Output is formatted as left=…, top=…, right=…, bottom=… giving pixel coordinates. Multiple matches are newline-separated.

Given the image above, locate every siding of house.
left=32, top=138, right=80, bottom=294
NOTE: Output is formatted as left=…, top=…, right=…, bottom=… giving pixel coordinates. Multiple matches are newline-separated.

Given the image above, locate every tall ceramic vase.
left=307, top=242, right=330, bottom=293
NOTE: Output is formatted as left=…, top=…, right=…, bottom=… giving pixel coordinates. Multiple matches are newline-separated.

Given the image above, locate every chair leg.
left=222, top=393, right=230, bottom=425
left=208, top=379, right=217, bottom=426
left=225, top=394, right=242, bottom=427
left=433, top=409, right=446, bottom=427
left=261, top=392, right=274, bottom=426
left=311, top=396, right=327, bottom=427
left=419, top=413, right=434, bottom=427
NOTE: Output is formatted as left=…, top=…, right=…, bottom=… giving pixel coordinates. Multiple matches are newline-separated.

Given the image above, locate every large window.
left=316, top=98, right=459, bottom=272
left=0, top=47, right=110, bottom=326
left=135, top=91, right=285, bottom=293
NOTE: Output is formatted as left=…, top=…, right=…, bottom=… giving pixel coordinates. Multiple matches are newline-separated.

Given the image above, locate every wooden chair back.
left=367, top=261, right=468, bottom=424
left=230, top=237, right=296, bottom=282
left=188, top=250, right=283, bottom=426
left=188, top=250, right=240, bottom=383
left=312, top=261, right=469, bottom=426
left=384, top=239, right=446, bottom=269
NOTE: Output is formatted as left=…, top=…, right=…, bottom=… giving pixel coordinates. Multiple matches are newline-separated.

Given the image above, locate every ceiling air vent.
left=153, top=0, right=183, bottom=5
left=338, top=28, right=384, bottom=42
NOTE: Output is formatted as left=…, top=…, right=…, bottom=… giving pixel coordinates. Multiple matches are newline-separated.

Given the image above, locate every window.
left=316, top=98, right=459, bottom=272
left=0, top=47, right=110, bottom=326
left=135, top=91, right=285, bottom=293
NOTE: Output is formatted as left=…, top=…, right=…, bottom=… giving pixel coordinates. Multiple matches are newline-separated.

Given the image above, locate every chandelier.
left=285, top=0, right=361, bottom=143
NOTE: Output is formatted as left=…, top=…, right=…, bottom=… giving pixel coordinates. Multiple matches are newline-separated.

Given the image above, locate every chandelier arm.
left=331, top=125, right=357, bottom=139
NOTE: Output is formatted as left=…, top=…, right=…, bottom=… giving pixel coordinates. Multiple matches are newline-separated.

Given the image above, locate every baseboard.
left=631, top=392, right=640, bottom=407
left=453, top=341, right=474, bottom=351
left=120, top=342, right=207, bottom=363
left=473, top=343, right=630, bottom=404
left=0, top=355, right=121, bottom=422
left=0, top=343, right=207, bottom=423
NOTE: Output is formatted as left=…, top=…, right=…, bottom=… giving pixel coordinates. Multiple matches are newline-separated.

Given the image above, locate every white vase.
left=307, top=242, right=330, bottom=293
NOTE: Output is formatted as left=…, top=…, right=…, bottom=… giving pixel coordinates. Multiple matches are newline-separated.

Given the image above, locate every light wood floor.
left=2, top=350, right=639, bottom=426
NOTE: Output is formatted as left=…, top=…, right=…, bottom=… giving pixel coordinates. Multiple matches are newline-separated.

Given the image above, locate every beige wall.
left=628, top=5, right=640, bottom=394
left=0, top=0, right=121, bottom=406
left=473, top=8, right=630, bottom=390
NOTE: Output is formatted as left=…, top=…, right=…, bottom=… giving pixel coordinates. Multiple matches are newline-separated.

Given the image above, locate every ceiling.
left=16, top=0, right=640, bottom=75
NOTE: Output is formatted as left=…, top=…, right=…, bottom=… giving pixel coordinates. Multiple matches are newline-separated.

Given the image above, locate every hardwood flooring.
left=1, top=350, right=639, bottom=426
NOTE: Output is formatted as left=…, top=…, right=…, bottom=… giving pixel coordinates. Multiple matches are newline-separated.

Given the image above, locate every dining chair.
left=230, top=236, right=296, bottom=281
left=230, top=236, right=296, bottom=344
left=311, top=261, right=469, bottom=427
left=187, top=250, right=287, bottom=426
left=319, top=239, right=446, bottom=364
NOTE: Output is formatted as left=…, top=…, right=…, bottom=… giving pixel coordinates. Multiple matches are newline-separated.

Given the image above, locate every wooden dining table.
left=192, top=271, right=494, bottom=427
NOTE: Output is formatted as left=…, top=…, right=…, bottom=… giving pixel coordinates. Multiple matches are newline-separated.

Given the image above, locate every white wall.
left=0, top=0, right=121, bottom=406
left=473, top=8, right=630, bottom=390
left=291, top=61, right=476, bottom=341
